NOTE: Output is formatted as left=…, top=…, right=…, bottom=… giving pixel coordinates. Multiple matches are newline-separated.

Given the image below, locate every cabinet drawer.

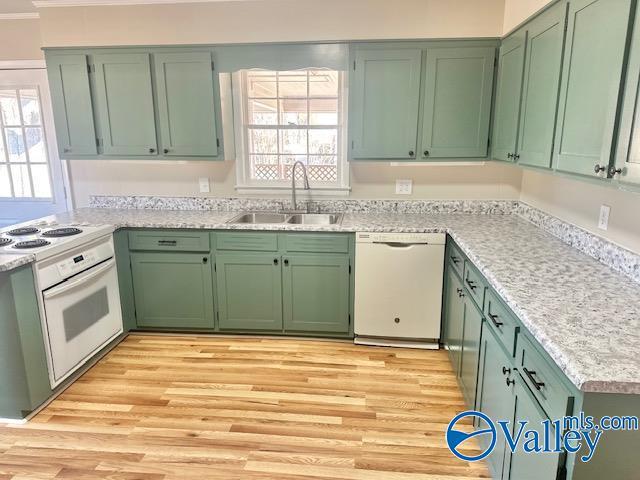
left=484, top=289, right=519, bottom=357
left=129, top=230, right=210, bottom=252
left=446, top=240, right=465, bottom=277
left=517, top=334, right=573, bottom=421
left=216, top=232, right=278, bottom=251
left=283, top=234, right=349, bottom=253
left=463, top=261, right=486, bottom=310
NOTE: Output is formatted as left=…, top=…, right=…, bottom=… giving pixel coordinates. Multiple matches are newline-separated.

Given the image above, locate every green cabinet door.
left=503, top=378, right=562, bottom=480
left=613, top=0, right=640, bottom=185
left=492, top=32, right=526, bottom=162
left=517, top=2, right=567, bottom=169
left=459, top=296, right=483, bottom=409
left=421, top=47, right=495, bottom=158
left=476, top=322, right=516, bottom=479
left=282, top=254, right=350, bottom=334
left=351, top=48, right=422, bottom=160
left=46, top=54, right=97, bottom=156
left=215, top=252, right=283, bottom=331
left=154, top=52, right=219, bottom=157
left=93, top=53, right=158, bottom=156
left=554, top=0, right=632, bottom=177
left=443, top=267, right=465, bottom=374
left=130, top=252, right=214, bottom=329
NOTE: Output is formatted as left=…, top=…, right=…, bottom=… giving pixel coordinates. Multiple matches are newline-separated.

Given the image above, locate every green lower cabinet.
left=503, top=378, right=562, bottom=479
left=443, top=266, right=465, bottom=373
left=282, top=254, right=350, bottom=334
left=130, top=252, right=214, bottom=329
left=476, top=322, right=516, bottom=478
left=215, top=252, right=283, bottom=331
left=459, top=296, right=483, bottom=408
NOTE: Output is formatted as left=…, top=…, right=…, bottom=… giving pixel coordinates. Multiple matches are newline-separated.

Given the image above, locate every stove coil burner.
left=0, top=237, right=13, bottom=247
left=14, top=239, right=51, bottom=249
left=41, top=227, right=83, bottom=238
left=7, top=227, right=39, bottom=236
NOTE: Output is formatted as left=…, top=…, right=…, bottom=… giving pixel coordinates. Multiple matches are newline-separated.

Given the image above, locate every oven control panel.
left=56, top=251, right=99, bottom=277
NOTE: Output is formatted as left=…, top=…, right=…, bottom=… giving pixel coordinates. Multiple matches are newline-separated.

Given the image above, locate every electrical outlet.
left=395, top=179, right=413, bottom=195
left=598, top=205, right=610, bottom=231
left=198, top=177, right=210, bottom=193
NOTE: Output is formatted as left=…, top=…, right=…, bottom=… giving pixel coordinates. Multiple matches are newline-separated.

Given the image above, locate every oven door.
left=42, top=257, right=123, bottom=387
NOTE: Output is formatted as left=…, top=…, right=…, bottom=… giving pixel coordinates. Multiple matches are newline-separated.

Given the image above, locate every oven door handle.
left=43, top=258, right=116, bottom=300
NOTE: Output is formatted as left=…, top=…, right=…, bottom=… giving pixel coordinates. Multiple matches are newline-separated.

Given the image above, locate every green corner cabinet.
left=119, top=229, right=354, bottom=338
left=442, top=235, right=640, bottom=480
left=45, top=48, right=224, bottom=160
left=0, top=265, right=52, bottom=420
left=349, top=41, right=496, bottom=161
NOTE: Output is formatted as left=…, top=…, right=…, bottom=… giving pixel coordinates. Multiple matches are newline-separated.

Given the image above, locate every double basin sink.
left=227, top=212, right=343, bottom=226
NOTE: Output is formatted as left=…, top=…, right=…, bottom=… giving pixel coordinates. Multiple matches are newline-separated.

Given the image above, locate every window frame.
left=233, top=69, right=350, bottom=195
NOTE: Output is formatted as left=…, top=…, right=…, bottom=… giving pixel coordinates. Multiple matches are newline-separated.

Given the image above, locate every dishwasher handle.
left=373, top=241, right=428, bottom=247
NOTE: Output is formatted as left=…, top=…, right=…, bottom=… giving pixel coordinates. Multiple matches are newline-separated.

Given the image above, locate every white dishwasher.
left=354, top=232, right=445, bottom=349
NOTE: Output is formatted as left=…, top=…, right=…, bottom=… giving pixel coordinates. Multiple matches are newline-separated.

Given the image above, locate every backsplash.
left=88, top=195, right=640, bottom=283
left=88, top=195, right=519, bottom=214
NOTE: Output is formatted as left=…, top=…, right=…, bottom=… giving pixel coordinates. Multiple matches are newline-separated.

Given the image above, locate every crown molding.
left=32, top=0, right=251, bottom=7
left=0, top=13, right=40, bottom=19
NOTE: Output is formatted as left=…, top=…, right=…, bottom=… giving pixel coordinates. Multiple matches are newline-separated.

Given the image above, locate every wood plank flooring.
left=0, top=335, right=489, bottom=479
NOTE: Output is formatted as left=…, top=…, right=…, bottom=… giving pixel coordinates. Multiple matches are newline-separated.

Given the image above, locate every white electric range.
left=1, top=220, right=123, bottom=388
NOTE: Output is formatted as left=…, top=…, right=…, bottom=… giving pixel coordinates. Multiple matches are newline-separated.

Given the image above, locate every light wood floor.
left=0, top=335, right=489, bottom=479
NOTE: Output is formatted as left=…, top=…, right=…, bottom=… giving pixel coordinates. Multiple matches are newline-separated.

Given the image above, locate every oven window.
left=62, top=286, right=109, bottom=341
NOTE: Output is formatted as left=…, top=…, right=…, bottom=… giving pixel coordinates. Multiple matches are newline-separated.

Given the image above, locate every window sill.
left=235, top=185, right=351, bottom=197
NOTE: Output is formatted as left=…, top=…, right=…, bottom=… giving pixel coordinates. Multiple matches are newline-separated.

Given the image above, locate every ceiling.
left=0, top=0, right=37, bottom=14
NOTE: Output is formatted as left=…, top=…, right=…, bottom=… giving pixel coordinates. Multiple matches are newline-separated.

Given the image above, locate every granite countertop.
left=2, top=207, right=639, bottom=395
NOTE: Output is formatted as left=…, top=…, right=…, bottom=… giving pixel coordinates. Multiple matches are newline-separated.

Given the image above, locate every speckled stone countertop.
left=2, top=207, right=639, bottom=395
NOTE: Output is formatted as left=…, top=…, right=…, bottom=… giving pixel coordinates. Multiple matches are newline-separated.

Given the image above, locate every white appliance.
left=354, top=232, right=445, bottom=349
left=34, top=234, right=123, bottom=388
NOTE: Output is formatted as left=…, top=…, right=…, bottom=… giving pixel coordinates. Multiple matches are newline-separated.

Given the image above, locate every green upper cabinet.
left=93, top=52, right=158, bottom=156
left=492, top=31, right=526, bottom=162
left=516, top=2, right=567, bottom=168
left=421, top=47, right=495, bottom=158
left=154, top=52, right=219, bottom=157
left=282, top=254, right=350, bottom=334
left=215, top=252, right=283, bottom=331
left=613, top=0, right=640, bottom=185
left=46, top=54, right=97, bottom=156
left=554, top=0, right=633, bottom=177
left=130, top=252, right=214, bottom=330
left=351, top=48, right=422, bottom=160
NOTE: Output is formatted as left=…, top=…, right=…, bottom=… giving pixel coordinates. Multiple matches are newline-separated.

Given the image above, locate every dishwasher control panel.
left=356, top=232, right=446, bottom=244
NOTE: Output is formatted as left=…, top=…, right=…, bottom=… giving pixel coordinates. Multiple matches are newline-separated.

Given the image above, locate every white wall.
left=502, top=0, right=554, bottom=34
left=0, top=19, right=43, bottom=60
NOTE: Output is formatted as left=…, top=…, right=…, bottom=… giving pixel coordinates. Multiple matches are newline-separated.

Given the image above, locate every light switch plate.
left=395, top=179, right=413, bottom=195
left=199, top=177, right=210, bottom=193
left=598, top=205, right=610, bottom=231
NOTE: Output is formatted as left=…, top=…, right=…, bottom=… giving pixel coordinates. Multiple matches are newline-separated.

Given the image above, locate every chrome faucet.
left=291, top=161, right=310, bottom=212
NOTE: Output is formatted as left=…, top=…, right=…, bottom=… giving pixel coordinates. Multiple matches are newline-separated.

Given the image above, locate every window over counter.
left=234, top=69, right=349, bottom=194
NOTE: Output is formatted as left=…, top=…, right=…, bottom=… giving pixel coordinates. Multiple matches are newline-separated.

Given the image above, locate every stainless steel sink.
left=226, top=212, right=289, bottom=224
left=286, top=213, right=343, bottom=225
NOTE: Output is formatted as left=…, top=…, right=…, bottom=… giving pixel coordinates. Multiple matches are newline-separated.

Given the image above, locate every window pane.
left=309, top=129, right=337, bottom=155
left=308, top=156, right=337, bottom=182
left=278, top=72, right=307, bottom=97
left=250, top=155, right=279, bottom=181
left=248, top=98, right=277, bottom=125
left=280, top=129, right=307, bottom=155
left=0, top=165, right=11, bottom=197
left=0, top=131, right=5, bottom=162
left=31, top=164, right=52, bottom=198
left=20, top=89, right=41, bottom=125
left=5, top=128, right=27, bottom=162
left=0, top=90, right=20, bottom=125
left=25, top=127, right=47, bottom=163
left=249, top=129, right=278, bottom=154
left=280, top=98, right=307, bottom=125
left=309, top=98, right=338, bottom=125
left=309, top=71, right=339, bottom=97
left=282, top=155, right=308, bottom=180
left=10, top=164, right=31, bottom=197
left=247, top=71, right=277, bottom=97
